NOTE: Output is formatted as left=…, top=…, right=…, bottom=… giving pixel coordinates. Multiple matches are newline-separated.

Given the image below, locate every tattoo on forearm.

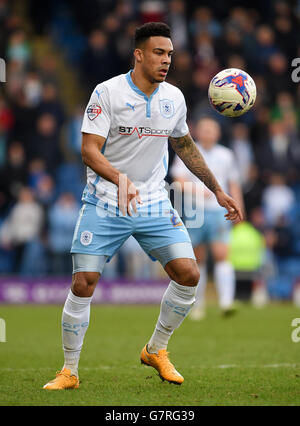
left=169, top=133, right=221, bottom=194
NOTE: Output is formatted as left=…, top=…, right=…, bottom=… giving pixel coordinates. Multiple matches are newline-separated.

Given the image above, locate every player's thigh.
left=134, top=202, right=198, bottom=285
left=71, top=202, right=132, bottom=260
left=187, top=224, right=208, bottom=249
left=210, top=241, right=229, bottom=262
left=134, top=202, right=192, bottom=258
left=206, top=209, right=230, bottom=245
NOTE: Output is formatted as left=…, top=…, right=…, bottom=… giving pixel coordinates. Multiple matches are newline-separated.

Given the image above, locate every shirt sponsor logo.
left=87, top=104, right=102, bottom=120
left=118, top=126, right=172, bottom=139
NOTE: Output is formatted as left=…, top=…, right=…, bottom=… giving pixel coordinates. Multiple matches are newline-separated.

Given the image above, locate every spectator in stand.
left=251, top=74, right=271, bottom=111
left=35, top=174, right=56, bottom=210
left=167, top=50, right=193, bottom=97
left=193, top=32, right=216, bottom=70
left=267, top=214, right=294, bottom=259
left=23, top=70, right=43, bottom=108
left=0, top=0, right=11, bottom=55
left=243, top=164, right=264, bottom=216
left=37, top=54, right=60, bottom=86
left=250, top=103, right=270, bottom=150
left=38, top=83, right=65, bottom=133
left=140, top=0, right=165, bottom=23
left=48, top=192, right=79, bottom=275
left=267, top=53, right=293, bottom=103
left=67, top=104, right=85, bottom=160
left=275, top=13, right=296, bottom=53
left=229, top=123, right=255, bottom=191
left=7, top=80, right=39, bottom=158
left=80, top=29, right=116, bottom=92
left=115, top=20, right=140, bottom=73
left=0, top=93, right=14, bottom=135
left=271, top=91, right=300, bottom=132
left=30, top=113, right=61, bottom=174
left=0, top=141, right=28, bottom=214
left=27, top=158, right=47, bottom=190
left=167, top=0, right=189, bottom=50
left=114, top=0, right=135, bottom=24
left=255, top=120, right=294, bottom=182
left=6, top=28, right=31, bottom=67
left=225, top=7, right=257, bottom=69
left=262, top=173, right=295, bottom=227
left=0, top=186, right=44, bottom=272
left=254, top=25, right=278, bottom=73
left=189, top=6, right=221, bottom=39
left=226, top=53, right=246, bottom=72
left=216, top=27, right=244, bottom=68
left=0, top=93, right=14, bottom=168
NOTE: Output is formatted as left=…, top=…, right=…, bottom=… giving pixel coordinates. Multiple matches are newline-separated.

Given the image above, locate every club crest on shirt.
left=80, top=231, right=93, bottom=246
left=87, top=104, right=102, bottom=120
left=159, top=99, right=174, bottom=118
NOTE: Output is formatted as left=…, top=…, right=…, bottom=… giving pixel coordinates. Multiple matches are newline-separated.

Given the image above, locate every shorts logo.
left=80, top=231, right=93, bottom=246
left=87, top=104, right=102, bottom=120
left=160, top=99, right=174, bottom=118
left=169, top=209, right=183, bottom=227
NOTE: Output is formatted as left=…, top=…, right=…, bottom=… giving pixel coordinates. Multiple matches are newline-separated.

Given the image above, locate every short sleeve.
left=81, top=84, right=111, bottom=138
left=170, top=94, right=189, bottom=138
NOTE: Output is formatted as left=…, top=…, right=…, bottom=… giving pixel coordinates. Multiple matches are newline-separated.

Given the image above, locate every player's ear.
left=134, top=48, right=143, bottom=63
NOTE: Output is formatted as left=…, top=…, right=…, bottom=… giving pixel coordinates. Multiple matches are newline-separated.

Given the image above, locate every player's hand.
left=215, top=189, right=243, bottom=223
left=118, top=174, right=142, bottom=216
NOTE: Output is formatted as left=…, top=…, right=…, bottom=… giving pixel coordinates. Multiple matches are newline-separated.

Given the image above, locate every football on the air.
left=208, top=68, right=256, bottom=117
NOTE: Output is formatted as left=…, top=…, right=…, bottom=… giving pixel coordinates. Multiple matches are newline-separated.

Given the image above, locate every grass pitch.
left=0, top=302, right=300, bottom=406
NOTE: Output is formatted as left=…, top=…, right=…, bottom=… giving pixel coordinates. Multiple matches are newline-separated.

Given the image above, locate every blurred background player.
left=171, top=116, right=244, bottom=319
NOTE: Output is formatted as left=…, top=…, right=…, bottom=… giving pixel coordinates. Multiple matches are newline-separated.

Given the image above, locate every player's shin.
left=148, top=280, right=196, bottom=353
left=214, top=261, right=235, bottom=310
left=194, top=263, right=207, bottom=307
left=62, top=290, right=93, bottom=376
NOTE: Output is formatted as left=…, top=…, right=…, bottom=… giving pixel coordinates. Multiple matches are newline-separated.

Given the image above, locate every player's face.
left=137, top=36, right=174, bottom=83
left=196, top=119, right=221, bottom=148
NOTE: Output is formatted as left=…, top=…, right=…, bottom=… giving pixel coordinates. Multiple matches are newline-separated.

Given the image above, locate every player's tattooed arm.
left=169, top=132, right=243, bottom=222
left=169, top=132, right=221, bottom=194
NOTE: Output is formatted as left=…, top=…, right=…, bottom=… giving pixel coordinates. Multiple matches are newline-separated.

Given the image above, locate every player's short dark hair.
left=134, top=22, right=171, bottom=48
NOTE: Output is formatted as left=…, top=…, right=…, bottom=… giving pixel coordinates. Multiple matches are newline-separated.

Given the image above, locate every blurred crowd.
left=0, top=0, right=300, bottom=298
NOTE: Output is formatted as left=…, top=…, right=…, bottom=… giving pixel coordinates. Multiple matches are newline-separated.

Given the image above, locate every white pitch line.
left=0, top=363, right=299, bottom=372
left=191, top=363, right=300, bottom=369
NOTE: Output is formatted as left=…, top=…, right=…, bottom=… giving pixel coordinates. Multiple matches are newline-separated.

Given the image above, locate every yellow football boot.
left=43, top=368, right=79, bottom=390
left=140, top=345, right=184, bottom=385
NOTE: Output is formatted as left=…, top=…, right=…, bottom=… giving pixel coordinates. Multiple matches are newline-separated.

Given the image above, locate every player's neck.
left=131, top=69, right=159, bottom=98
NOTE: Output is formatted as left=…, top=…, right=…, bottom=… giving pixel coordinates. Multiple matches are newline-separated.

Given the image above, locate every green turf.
left=0, top=303, right=300, bottom=406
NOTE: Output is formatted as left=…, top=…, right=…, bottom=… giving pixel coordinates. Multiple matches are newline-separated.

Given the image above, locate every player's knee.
left=213, top=252, right=228, bottom=263
left=212, top=243, right=229, bottom=262
left=175, top=265, right=200, bottom=287
left=71, top=272, right=99, bottom=297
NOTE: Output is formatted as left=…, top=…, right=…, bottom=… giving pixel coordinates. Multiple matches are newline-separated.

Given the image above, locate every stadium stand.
left=0, top=0, right=300, bottom=300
